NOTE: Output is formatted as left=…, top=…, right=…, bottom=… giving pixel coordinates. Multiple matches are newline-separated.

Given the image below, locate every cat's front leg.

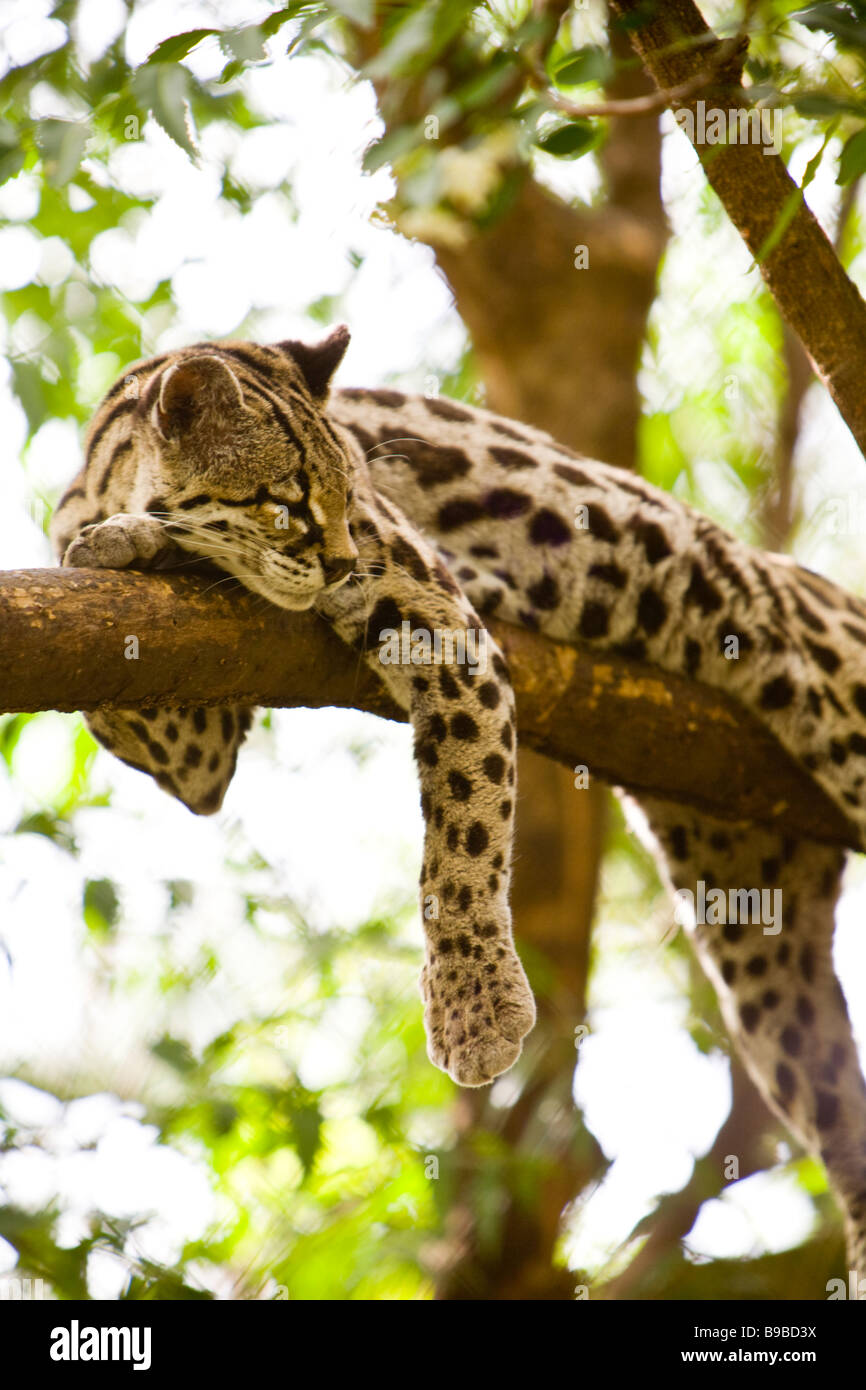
left=405, top=643, right=536, bottom=1086
left=322, top=544, right=535, bottom=1086
left=60, top=511, right=254, bottom=815
left=62, top=512, right=179, bottom=570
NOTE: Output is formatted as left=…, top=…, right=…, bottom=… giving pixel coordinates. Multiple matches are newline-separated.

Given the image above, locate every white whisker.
left=365, top=435, right=428, bottom=454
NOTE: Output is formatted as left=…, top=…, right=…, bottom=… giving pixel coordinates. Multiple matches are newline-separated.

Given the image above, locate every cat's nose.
left=321, top=554, right=355, bottom=585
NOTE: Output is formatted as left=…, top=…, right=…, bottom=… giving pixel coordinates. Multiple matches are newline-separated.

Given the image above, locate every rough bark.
left=608, top=0, right=866, bottom=458
left=0, top=566, right=856, bottom=849
left=434, top=173, right=665, bottom=470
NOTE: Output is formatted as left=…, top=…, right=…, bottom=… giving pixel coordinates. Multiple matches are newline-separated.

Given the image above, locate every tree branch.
left=528, top=23, right=746, bottom=120
left=608, top=0, right=866, bottom=459
left=0, top=567, right=856, bottom=849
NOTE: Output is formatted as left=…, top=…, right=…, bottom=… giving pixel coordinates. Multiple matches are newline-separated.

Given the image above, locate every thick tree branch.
left=0, top=567, right=856, bottom=849
left=608, top=0, right=866, bottom=459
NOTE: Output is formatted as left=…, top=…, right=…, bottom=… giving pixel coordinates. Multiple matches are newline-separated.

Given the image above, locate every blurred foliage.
left=1, top=0, right=864, bottom=521
left=1, top=0, right=865, bottom=1300
left=2, top=0, right=865, bottom=441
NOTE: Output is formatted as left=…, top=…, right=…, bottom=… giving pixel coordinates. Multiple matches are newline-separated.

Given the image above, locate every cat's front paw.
left=422, top=942, right=536, bottom=1087
left=64, top=514, right=170, bottom=570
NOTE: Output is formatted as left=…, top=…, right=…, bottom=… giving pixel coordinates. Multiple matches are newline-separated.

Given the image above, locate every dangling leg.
left=636, top=795, right=866, bottom=1285
left=83, top=703, right=254, bottom=814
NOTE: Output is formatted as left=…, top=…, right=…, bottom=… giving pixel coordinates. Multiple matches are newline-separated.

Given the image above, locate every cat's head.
left=131, top=326, right=358, bottom=610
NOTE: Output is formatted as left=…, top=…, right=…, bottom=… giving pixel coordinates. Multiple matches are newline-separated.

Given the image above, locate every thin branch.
left=0, top=566, right=856, bottom=848
left=597, top=1060, right=779, bottom=1299
left=529, top=0, right=756, bottom=120
left=608, top=0, right=866, bottom=460
left=532, top=44, right=742, bottom=121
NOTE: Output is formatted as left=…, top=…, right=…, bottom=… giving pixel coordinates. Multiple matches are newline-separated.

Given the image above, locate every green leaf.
left=790, top=91, right=865, bottom=118
left=0, top=714, right=37, bottom=769
left=792, top=4, right=866, bottom=50
left=0, top=118, right=27, bottom=185
left=14, top=811, right=77, bottom=852
left=222, top=25, right=269, bottom=65
left=535, top=120, right=597, bottom=158
left=145, top=29, right=220, bottom=65
left=83, top=878, right=120, bottom=934
left=9, top=355, right=47, bottom=436
left=364, top=0, right=475, bottom=80
left=802, top=126, right=836, bottom=190
left=838, top=127, right=866, bottom=184
left=331, top=0, right=375, bottom=25
left=36, top=119, right=90, bottom=186
left=288, top=1097, right=323, bottom=1174
left=0, top=1203, right=60, bottom=1242
left=507, top=13, right=556, bottom=49
left=0, top=146, right=26, bottom=184
left=216, top=59, right=245, bottom=86
left=260, top=5, right=319, bottom=39
left=151, top=1036, right=198, bottom=1073
left=151, top=66, right=197, bottom=156
left=453, top=54, right=517, bottom=113
left=744, top=56, right=773, bottom=84
left=553, top=45, right=613, bottom=88
left=791, top=1154, right=830, bottom=1197
left=756, top=122, right=836, bottom=262
left=132, top=64, right=198, bottom=156
left=362, top=124, right=420, bottom=173
left=167, top=879, right=195, bottom=909
left=754, top=187, right=802, bottom=263
left=364, top=6, right=433, bottom=78
left=639, top=412, right=689, bottom=492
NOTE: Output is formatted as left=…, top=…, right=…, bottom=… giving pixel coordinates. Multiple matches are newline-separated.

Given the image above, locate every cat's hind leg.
left=638, top=796, right=866, bottom=1286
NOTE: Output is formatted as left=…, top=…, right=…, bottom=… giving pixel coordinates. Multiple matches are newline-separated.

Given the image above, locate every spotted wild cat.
left=51, top=327, right=866, bottom=1279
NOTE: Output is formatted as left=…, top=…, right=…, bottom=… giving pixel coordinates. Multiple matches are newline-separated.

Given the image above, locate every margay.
left=50, top=328, right=866, bottom=1280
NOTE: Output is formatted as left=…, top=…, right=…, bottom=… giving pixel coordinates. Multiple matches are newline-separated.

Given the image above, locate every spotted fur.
left=52, top=329, right=866, bottom=1280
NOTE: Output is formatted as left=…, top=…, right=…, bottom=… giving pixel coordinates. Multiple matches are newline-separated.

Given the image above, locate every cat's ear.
left=153, top=356, right=244, bottom=440
left=279, top=325, right=350, bottom=399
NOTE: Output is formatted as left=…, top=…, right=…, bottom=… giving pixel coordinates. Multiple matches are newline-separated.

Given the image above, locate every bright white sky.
left=0, top=0, right=865, bottom=1296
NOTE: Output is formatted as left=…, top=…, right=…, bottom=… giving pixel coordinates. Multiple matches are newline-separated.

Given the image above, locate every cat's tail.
left=635, top=795, right=866, bottom=1290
